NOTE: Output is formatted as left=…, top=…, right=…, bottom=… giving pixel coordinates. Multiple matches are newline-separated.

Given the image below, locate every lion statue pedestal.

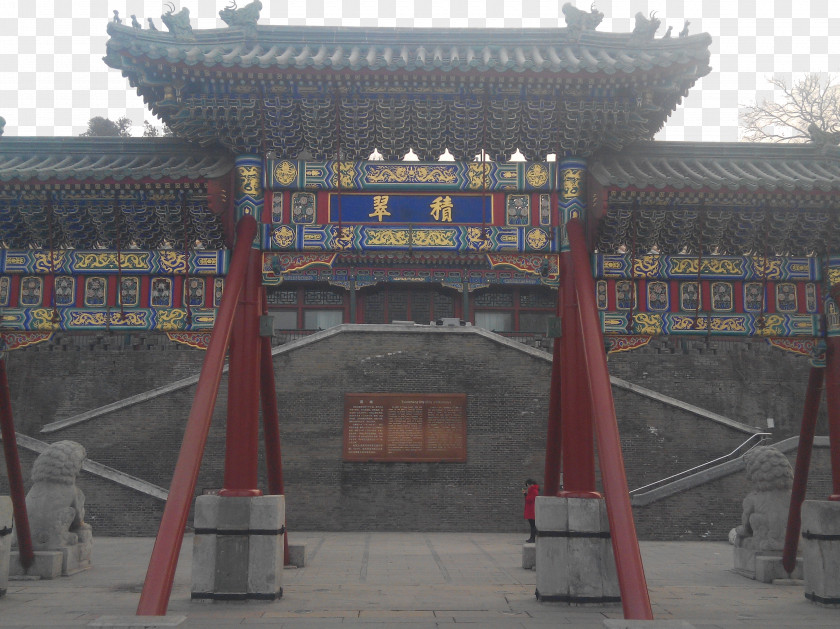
left=730, top=445, right=802, bottom=582
left=1, top=496, right=12, bottom=596
left=10, top=441, right=92, bottom=579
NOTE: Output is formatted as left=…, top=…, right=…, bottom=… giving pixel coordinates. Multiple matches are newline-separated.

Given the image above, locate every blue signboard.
left=328, top=193, right=493, bottom=224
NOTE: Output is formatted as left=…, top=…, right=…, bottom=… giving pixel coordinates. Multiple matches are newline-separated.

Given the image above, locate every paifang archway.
left=2, top=2, right=840, bottom=621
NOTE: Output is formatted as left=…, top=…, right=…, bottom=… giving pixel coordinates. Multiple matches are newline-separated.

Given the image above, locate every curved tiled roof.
left=0, top=137, right=233, bottom=182
left=105, top=22, right=712, bottom=76
left=590, top=142, right=840, bottom=193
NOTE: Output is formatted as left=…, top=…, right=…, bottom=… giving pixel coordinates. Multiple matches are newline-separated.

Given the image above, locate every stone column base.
left=191, top=494, right=285, bottom=601
left=0, top=497, right=11, bottom=597
left=802, top=500, right=840, bottom=606
left=534, top=496, right=620, bottom=605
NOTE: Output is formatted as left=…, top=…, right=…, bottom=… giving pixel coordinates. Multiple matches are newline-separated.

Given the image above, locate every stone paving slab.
left=0, top=534, right=839, bottom=627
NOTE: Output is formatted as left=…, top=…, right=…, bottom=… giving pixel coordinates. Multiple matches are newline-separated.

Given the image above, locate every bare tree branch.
left=740, top=74, right=840, bottom=143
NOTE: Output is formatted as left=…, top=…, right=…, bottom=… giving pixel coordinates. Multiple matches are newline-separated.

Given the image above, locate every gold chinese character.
left=369, top=195, right=391, bottom=222
left=429, top=195, right=454, bottom=222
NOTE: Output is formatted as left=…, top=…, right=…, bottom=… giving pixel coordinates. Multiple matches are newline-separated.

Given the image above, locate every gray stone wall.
left=0, top=330, right=833, bottom=539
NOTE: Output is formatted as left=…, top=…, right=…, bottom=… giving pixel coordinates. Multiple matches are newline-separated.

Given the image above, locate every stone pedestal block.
left=603, top=621, right=696, bottom=628
left=802, top=500, right=840, bottom=606
left=521, top=542, right=535, bottom=570
left=1, top=497, right=12, bottom=597
left=288, top=543, right=306, bottom=568
left=8, top=550, right=63, bottom=579
left=733, top=547, right=803, bottom=583
left=61, top=538, right=93, bottom=575
left=191, top=494, right=285, bottom=601
left=535, top=496, right=620, bottom=605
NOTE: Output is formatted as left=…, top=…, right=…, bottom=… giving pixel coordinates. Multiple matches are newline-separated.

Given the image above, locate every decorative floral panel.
left=151, top=277, right=173, bottom=307
left=184, top=278, right=206, bottom=307
left=539, top=194, right=551, bottom=226
left=615, top=280, right=636, bottom=310
left=291, top=192, right=316, bottom=224
left=805, top=283, right=818, bottom=313
left=271, top=192, right=283, bottom=223
left=646, top=281, right=669, bottom=311
left=679, top=282, right=701, bottom=311
left=54, top=276, right=75, bottom=306
left=214, top=278, right=225, bottom=307
left=506, top=194, right=530, bottom=226
left=84, top=277, right=107, bottom=307
left=21, top=276, right=43, bottom=306
left=120, top=277, right=140, bottom=307
left=711, top=282, right=733, bottom=312
left=744, top=282, right=764, bottom=312
left=0, top=276, right=9, bottom=306
left=776, top=282, right=797, bottom=312
left=596, top=280, right=608, bottom=310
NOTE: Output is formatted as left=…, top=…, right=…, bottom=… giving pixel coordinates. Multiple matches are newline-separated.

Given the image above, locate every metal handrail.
left=629, top=432, right=771, bottom=495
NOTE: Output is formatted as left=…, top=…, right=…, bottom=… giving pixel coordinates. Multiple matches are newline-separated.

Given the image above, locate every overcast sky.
left=2, top=0, right=839, bottom=142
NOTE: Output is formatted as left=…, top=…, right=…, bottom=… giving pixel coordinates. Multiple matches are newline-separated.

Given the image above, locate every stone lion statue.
left=13, top=441, right=92, bottom=550
left=730, top=446, right=793, bottom=552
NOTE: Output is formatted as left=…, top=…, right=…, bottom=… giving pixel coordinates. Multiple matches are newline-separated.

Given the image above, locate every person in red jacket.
left=523, top=478, right=539, bottom=543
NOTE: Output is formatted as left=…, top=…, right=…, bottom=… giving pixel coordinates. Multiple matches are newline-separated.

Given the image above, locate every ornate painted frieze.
left=0, top=307, right=216, bottom=332
left=594, top=254, right=820, bottom=281
left=605, top=336, right=651, bottom=354
left=602, top=311, right=820, bottom=337
left=261, top=253, right=551, bottom=290
left=266, top=159, right=557, bottom=192
left=766, top=337, right=826, bottom=367
left=0, top=331, right=54, bottom=351
left=264, top=224, right=554, bottom=253
left=0, top=250, right=228, bottom=275
left=167, top=331, right=212, bottom=350
left=486, top=253, right=559, bottom=284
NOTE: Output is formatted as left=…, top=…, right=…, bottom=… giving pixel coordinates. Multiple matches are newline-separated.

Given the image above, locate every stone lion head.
left=743, top=445, right=793, bottom=492
left=31, top=441, right=86, bottom=485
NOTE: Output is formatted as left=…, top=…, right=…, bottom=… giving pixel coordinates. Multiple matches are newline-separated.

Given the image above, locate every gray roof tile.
left=591, top=142, right=840, bottom=193
left=0, top=138, right=233, bottom=182
left=105, top=22, right=712, bottom=76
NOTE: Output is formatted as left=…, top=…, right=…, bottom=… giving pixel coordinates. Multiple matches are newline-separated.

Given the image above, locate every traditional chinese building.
left=2, top=2, right=840, bottom=615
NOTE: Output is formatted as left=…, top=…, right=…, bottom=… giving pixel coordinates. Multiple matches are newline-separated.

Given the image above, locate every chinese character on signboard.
left=429, top=195, right=453, bottom=222
left=369, top=195, right=391, bottom=222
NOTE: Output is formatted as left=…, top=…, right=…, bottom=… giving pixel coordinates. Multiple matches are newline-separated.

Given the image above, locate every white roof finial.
left=438, top=148, right=455, bottom=162
left=368, top=148, right=384, bottom=161
left=403, top=148, right=419, bottom=161
left=509, top=148, right=526, bottom=162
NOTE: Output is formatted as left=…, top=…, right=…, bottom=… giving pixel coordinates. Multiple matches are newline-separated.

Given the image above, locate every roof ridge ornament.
left=561, top=2, right=604, bottom=36
left=219, top=1, right=262, bottom=33
left=161, top=3, right=194, bottom=40
left=631, top=11, right=661, bottom=41
left=807, top=123, right=840, bottom=148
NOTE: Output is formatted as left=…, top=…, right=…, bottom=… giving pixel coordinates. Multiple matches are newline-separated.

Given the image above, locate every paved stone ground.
left=1, top=533, right=837, bottom=628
